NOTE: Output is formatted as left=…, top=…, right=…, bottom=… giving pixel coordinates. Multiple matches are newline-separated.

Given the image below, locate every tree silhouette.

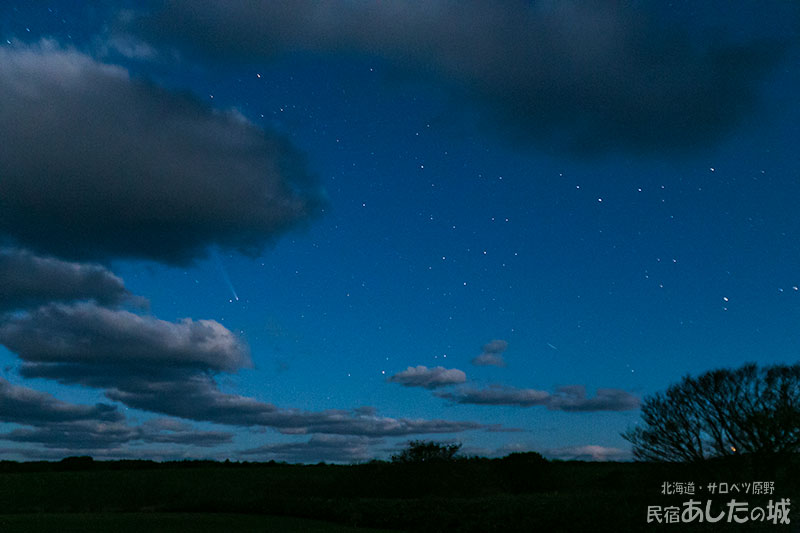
left=391, top=440, right=462, bottom=464
left=623, top=363, right=800, bottom=461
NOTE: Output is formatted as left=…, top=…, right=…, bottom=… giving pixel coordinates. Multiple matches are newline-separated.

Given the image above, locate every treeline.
left=0, top=449, right=550, bottom=473
left=0, top=456, right=303, bottom=473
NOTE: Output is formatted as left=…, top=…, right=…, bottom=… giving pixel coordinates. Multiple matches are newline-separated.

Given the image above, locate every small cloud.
left=471, top=339, right=508, bottom=367
left=548, top=386, right=640, bottom=412
left=352, top=406, right=377, bottom=416
left=484, top=424, right=525, bottom=433
left=388, top=365, right=467, bottom=389
left=543, top=445, right=631, bottom=462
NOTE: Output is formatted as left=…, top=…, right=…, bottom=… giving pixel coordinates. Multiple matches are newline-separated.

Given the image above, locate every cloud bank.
left=0, top=303, right=482, bottom=437
left=130, top=0, right=788, bottom=154
left=0, top=378, right=233, bottom=451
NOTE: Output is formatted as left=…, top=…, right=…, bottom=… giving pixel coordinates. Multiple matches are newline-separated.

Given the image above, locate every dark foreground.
left=1, top=454, right=798, bottom=532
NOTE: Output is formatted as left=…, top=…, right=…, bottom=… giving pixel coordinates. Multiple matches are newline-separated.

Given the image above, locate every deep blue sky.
left=1, top=1, right=799, bottom=463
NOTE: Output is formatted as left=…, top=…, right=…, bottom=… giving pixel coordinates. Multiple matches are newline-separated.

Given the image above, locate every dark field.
left=1, top=454, right=797, bottom=532
left=0, top=513, right=393, bottom=533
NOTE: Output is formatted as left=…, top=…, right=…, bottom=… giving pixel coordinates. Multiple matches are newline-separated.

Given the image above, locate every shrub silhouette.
left=391, top=440, right=462, bottom=464
left=623, top=362, right=800, bottom=461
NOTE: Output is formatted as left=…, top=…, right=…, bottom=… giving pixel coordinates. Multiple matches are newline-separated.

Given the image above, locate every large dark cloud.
left=130, top=0, right=791, bottom=154
left=0, top=43, right=322, bottom=265
left=436, top=384, right=639, bottom=412
left=0, top=249, right=134, bottom=312
left=0, top=302, right=482, bottom=437
left=239, top=435, right=380, bottom=463
left=388, top=365, right=466, bottom=389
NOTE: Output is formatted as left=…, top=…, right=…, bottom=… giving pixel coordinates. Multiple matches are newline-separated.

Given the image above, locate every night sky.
left=1, top=1, right=799, bottom=463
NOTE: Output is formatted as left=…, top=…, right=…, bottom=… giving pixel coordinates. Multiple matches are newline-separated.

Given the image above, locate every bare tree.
left=623, top=363, right=800, bottom=461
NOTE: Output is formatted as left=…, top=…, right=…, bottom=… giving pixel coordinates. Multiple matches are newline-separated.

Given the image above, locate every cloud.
left=0, top=302, right=251, bottom=372
left=1, top=420, right=233, bottom=450
left=547, top=385, right=641, bottom=412
left=483, top=424, right=525, bottom=433
left=543, top=445, right=630, bottom=462
left=1, top=421, right=139, bottom=450
left=100, top=377, right=481, bottom=436
left=1, top=446, right=222, bottom=462
left=471, top=339, right=508, bottom=367
left=130, top=0, right=790, bottom=154
left=138, top=418, right=234, bottom=447
left=0, top=42, right=323, bottom=265
left=0, top=248, right=136, bottom=312
left=437, top=384, right=639, bottom=412
left=388, top=365, right=467, bottom=389
left=0, top=377, right=121, bottom=424
left=437, top=385, right=550, bottom=407
left=239, top=435, right=380, bottom=463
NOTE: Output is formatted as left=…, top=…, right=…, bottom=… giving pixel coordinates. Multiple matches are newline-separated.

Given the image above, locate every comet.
left=213, top=250, right=239, bottom=302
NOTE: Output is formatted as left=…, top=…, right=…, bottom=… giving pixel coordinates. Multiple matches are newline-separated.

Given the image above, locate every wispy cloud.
left=239, top=435, right=381, bottom=464
left=437, top=385, right=550, bottom=407
left=471, top=339, right=508, bottom=367
left=437, top=384, right=639, bottom=412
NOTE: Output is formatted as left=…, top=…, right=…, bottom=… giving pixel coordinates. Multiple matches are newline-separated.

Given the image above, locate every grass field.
left=0, top=513, right=394, bottom=533
left=0, top=454, right=797, bottom=531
